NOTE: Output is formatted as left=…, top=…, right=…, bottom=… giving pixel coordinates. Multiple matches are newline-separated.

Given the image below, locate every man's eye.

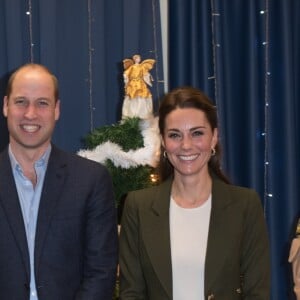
left=37, top=100, right=50, bottom=106
left=15, top=98, right=27, bottom=106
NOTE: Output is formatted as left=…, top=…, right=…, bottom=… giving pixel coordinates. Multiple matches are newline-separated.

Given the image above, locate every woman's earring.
left=163, top=151, right=168, bottom=158
left=211, top=148, right=216, bottom=156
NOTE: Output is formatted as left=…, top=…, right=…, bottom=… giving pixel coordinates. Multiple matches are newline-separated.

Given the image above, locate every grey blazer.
left=0, top=145, right=118, bottom=300
left=119, top=177, right=270, bottom=299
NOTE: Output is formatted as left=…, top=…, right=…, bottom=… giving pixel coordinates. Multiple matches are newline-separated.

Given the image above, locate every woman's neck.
left=171, top=173, right=212, bottom=208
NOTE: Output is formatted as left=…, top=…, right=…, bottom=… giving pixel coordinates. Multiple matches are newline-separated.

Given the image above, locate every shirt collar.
left=8, top=144, right=52, bottom=171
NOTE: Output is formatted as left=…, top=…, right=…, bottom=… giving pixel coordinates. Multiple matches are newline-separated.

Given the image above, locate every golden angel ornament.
left=122, top=54, right=156, bottom=119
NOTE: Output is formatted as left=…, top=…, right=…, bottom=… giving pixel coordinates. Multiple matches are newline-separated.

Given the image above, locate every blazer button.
left=208, top=294, right=215, bottom=300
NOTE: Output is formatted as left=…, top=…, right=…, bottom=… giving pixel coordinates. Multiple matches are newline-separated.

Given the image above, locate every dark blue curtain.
left=169, top=0, right=300, bottom=299
left=0, top=0, right=164, bottom=152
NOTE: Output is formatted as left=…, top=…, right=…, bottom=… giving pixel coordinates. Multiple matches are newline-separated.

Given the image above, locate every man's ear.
left=3, top=96, right=8, bottom=117
left=55, top=99, right=60, bottom=121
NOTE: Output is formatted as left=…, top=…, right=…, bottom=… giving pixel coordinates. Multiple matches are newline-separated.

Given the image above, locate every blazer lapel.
left=205, top=178, right=235, bottom=291
left=141, top=179, right=173, bottom=299
left=0, top=149, right=30, bottom=278
left=34, top=146, right=67, bottom=271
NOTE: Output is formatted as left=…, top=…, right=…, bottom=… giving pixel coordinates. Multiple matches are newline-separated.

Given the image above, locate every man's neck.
left=9, top=143, right=51, bottom=187
left=9, top=142, right=50, bottom=169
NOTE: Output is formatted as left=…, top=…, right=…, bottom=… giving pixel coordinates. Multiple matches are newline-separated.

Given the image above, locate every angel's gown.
left=122, top=63, right=153, bottom=119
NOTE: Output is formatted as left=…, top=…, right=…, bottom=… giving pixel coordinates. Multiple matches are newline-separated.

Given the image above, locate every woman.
left=119, top=87, right=270, bottom=299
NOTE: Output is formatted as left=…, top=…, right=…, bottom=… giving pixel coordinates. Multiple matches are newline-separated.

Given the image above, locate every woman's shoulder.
left=125, top=179, right=172, bottom=207
left=129, top=180, right=170, bottom=197
left=213, top=178, right=262, bottom=209
left=214, top=177, right=258, bottom=195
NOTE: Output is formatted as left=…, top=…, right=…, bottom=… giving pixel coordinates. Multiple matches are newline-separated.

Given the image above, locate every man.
left=0, top=63, right=118, bottom=299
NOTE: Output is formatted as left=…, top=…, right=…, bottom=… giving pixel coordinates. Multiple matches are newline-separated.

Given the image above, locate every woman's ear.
left=160, top=135, right=165, bottom=148
left=212, top=128, right=218, bottom=148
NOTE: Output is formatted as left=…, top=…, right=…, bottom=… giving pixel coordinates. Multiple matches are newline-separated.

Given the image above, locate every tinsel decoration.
left=78, top=117, right=161, bottom=207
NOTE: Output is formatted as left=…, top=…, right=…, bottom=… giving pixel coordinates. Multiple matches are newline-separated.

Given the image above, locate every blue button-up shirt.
left=9, top=145, right=51, bottom=300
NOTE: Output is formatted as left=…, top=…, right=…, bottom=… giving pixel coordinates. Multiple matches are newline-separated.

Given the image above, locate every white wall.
left=159, top=0, right=168, bottom=92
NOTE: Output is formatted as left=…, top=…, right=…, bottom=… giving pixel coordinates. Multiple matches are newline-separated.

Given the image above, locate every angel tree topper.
left=122, top=54, right=155, bottom=119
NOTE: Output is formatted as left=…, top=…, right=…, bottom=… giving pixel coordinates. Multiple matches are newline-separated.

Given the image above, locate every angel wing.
left=141, top=59, right=155, bottom=71
left=123, top=58, right=134, bottom=70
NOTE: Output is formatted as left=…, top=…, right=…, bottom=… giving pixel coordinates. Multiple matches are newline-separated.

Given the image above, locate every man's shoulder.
left=0, top=147, right=10, bottom=169
left=50, top=145, right=108, bottom=172
left=0, top=147, right=8, bottom=159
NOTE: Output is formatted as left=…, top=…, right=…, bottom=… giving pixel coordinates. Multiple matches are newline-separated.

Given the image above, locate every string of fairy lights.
left=261, top=0, right=272, bottom=216
left=26, top=0, right=34, bottom=62
left=209, top=0, right=220, bottom=108
left=151, top=0, right=162, bottom=105
left=87, top=0, right=95, bottom=132
left=209, top=0, right=271, bottom=214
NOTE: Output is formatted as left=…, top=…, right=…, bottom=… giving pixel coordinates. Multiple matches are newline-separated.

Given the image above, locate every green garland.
left=85, top=117, right=159, bottom=207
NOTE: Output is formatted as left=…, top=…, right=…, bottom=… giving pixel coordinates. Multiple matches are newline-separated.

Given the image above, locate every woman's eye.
left=168, top=132, right=181, bottom=139
left=192, top=130, right=204, bottom=137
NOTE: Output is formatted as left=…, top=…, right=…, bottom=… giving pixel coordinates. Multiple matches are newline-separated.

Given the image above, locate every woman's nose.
left=181, top=135, right=193, bottom=149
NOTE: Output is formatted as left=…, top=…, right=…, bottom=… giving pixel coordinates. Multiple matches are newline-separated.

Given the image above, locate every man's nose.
left=24, top=104, right=37, bottom=119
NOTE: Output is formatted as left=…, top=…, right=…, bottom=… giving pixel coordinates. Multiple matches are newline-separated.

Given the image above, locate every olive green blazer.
left=119, top=177, right=270, bottom=299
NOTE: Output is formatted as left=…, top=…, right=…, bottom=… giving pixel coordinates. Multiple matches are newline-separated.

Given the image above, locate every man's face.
left=3, top=67, right=60, bottom=154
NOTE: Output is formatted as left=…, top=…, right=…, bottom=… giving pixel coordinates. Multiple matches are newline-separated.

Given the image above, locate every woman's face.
left=161, top=107, right=217, bottom=178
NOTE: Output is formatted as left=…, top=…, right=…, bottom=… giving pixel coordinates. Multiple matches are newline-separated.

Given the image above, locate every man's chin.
left=11, top=138, right=51, bottom=151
